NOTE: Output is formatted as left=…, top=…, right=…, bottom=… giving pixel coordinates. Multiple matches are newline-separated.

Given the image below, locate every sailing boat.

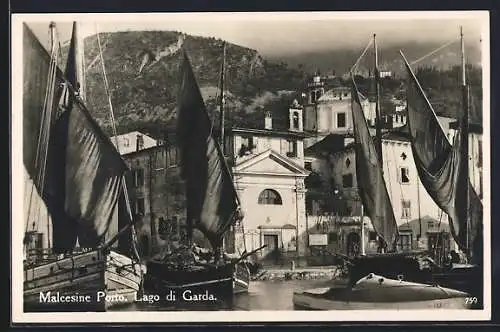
left=399, top=27, right=483, bottom=300
left=336, top=35, right=431, bottom=285
left=293, top=31, right=475, bottom=309
left=217, top=42, right=251, bottom=295
left=143, top=48, right=260, bottom=307
left=293, top=72, right=472, bottom=310
left=23, top=22, right=143, bottom=312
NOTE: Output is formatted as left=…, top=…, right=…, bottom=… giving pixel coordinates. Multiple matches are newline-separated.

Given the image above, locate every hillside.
left=66, top=30, right=307, bottom=137
left=63, top=31, right=483, bottom=137
left=273, top=41, right=482, bottom=77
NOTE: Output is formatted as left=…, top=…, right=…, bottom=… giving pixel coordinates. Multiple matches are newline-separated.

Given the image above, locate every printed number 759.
left=465, top=297, right=478, bottom=304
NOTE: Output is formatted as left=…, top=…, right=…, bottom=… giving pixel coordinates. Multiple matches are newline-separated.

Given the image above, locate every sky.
left=17, top=12, right=487, bottom=57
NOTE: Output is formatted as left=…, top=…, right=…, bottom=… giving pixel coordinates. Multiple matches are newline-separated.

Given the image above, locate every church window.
left=258, top=189, right=283, bottom=205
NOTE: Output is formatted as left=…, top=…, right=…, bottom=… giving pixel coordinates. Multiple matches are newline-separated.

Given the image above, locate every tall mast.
left=373, top=33, right=388, bottom=252
left=76, top=22, right=86, bottom=101
left=374, top=33, right=383, bottom=167
left=49, top=22, right=57, bottom=55
left=460, top=26, right=471, bottom=258
left=93, top=24, right=138, bottom=253
left=219, top=42, right=226, bottom=155
left=69, top=22, right=86, bottom=101
left=48, top=21, right=57, bottom=250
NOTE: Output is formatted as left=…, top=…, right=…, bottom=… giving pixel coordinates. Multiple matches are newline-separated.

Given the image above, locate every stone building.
left=301, top=73, right=376, bottom=148
left=225, top=105, right=311, bottom=266
left=111, top=132, right=187, bottom=260
left=302, top=119, right=466, bottom=259
left=111, top=101, right=312, bottom=265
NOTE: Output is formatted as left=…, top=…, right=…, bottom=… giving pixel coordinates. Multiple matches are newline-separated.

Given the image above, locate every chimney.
left=264, top=111, right=273, bottom=130
left=136, top=134, right=144, bottom=151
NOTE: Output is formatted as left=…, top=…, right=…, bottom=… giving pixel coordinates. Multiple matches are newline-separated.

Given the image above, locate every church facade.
left=227, top=107, right=311, bottom=265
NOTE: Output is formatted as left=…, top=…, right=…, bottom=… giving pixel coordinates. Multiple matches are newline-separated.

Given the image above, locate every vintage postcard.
left=11, top=11, right=491, bottom=323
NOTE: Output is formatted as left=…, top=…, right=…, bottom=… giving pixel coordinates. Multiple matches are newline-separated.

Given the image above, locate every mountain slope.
left=272, top=41, right=481, bottom=77
left=68, top=30, right=307, bottom=137
left=64, top=31, right=482, bottom=137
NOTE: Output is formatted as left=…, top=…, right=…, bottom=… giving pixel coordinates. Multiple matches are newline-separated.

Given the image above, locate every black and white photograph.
left=11, top=11, right=490, bottom=323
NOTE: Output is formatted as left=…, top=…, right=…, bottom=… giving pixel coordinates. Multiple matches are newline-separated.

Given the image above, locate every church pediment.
left=234, top=149, right=309, bottom=177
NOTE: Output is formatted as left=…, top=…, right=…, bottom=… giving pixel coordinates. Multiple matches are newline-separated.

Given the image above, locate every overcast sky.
left=17, top=12, right=487, bottom=56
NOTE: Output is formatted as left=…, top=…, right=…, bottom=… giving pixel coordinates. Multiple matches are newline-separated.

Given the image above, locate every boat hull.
left=292, top=273, right=472, bottom=310
left=24, top=249, right=143, bottom=312
left=233, top=262, right=250, bottom=295
left=348, top=253, right=483, bottom=306
left=293, top=292, right=471, bottom=310
left=143, top=260, right=250, bottom=309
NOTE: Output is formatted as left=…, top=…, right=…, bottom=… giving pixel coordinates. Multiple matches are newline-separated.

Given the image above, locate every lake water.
left=117, top=279, right=339, bottom=311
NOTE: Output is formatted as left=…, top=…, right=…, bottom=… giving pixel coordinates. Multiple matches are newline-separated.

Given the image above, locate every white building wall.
left=329, top=140, right=448, bottom=228
left=447, top=130, right=483, bottom=198
left=110, top=131, right=158, bottom=155
left=234, top=174, right=307, bottom=258
left=233, top=134, right=305, bottom=167
left=316, top=91, right=375, bottom=134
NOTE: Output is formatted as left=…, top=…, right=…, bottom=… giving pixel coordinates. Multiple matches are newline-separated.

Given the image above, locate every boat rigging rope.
left=410, top=38, right=459, bottom=66
left=95, top=24, right=142, bottom=265
left=350, top=38, right=374, bottom=74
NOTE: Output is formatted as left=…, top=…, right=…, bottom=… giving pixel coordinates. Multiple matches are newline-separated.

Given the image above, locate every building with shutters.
left=110, top=131, right=187, bottom=260
left=302, top=121, right=464, bottom=260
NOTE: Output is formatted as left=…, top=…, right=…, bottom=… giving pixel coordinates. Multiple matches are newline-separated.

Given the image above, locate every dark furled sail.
left=23, top=23, right=74, bottom=252
left=24, top=23, right=128, bottom=251
left=176, top=51, right=241, bottom=249
left=401, top=54, right=483, bottom=255
left=350, top=76, right=399, bottom=250
left=58, top=99, right=127, bottom=247
left=23, top=23, right=59, bottom=190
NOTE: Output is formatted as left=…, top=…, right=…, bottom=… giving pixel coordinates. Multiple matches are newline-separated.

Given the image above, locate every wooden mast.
left=47, top=21, right=57, bottom=251
left=92, top=24, right=139, bottom=255
left=218, top=41, right=227, bottom=260
left=373, top=33, right=389, bottom=253
left=373, top=34, right=383, bottom=167
left=219, top=41, right=226, bottom=154
left=460, top=26, right=471, bottom=260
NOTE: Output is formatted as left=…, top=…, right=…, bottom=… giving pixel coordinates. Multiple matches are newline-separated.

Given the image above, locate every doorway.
left=346, top=232, right=360, bottom=257
left=262, top=234, right=279, bottom=264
